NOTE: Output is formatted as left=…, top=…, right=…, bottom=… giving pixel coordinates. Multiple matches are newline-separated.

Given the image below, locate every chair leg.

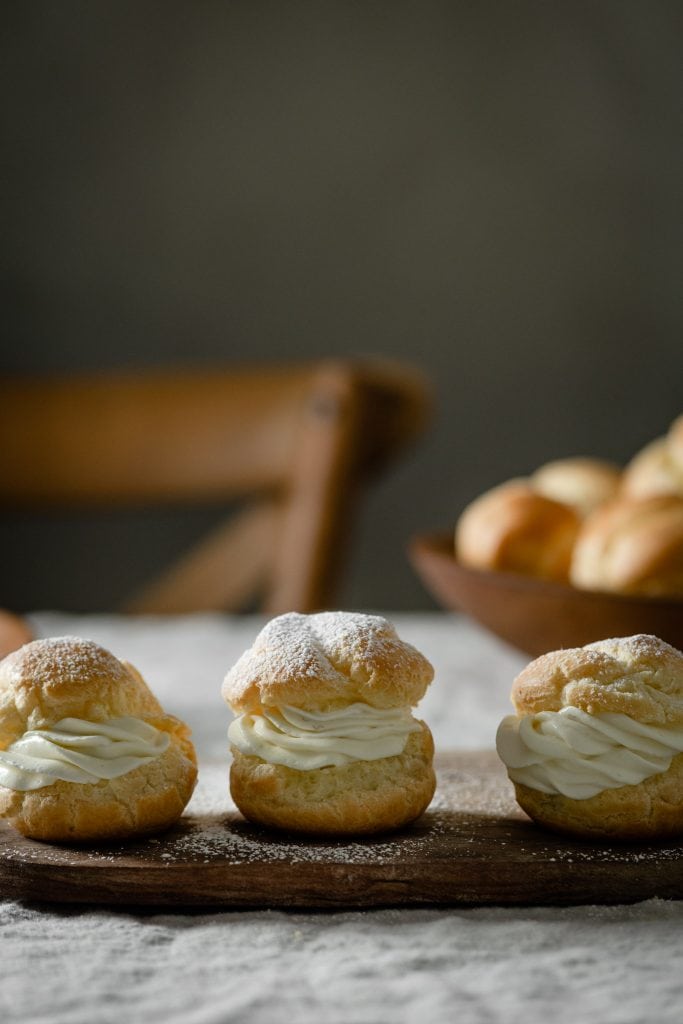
left=265, top=364, right=362, bottom=614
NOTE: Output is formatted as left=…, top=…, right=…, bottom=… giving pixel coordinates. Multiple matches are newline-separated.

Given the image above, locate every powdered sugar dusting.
left=228, top=613, right=349, bottom=691
left=222, top=611, right=433, bottom=709
left=2, top=635, right=129, bottom=688
left=587, top=633, right=683, bottom=666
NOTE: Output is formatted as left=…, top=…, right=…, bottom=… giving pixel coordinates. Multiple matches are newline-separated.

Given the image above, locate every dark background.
left=2, top=1, right=682, bottom=611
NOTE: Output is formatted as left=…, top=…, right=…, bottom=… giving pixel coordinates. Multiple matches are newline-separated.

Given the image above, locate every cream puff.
left=496, top=634, right=683, bottom=839
left=455, top=480, right=581, bottom=582
left=222, top=611, right=435, bottom=834
left=0, top=636, right=197, bottom=841
left=530, top=457, right=621, bottom=518
left=570, top=494, right=683, bottom=597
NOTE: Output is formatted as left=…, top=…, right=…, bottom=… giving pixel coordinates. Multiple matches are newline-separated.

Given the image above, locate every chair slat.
left=0, top=370, right=312, bottom=505
left=0, top=361, right=431, bottom=613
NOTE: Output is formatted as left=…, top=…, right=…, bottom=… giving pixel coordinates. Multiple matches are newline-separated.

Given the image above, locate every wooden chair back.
left=0, top=360, right=430, bottom=613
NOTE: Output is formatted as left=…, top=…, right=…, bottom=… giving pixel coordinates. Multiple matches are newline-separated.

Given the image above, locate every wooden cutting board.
left=1, top=752, right=681, bottom=908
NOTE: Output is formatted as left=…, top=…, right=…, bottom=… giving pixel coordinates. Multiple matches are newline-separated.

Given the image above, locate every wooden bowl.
left=409, top=533, right=683, bottom=657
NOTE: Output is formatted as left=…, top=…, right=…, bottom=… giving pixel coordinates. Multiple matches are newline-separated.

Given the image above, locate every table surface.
left=2, top=611, right=682, bottom=1024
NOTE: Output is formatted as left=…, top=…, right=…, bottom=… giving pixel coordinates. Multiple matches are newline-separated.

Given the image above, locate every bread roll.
left=496, top=634, right=683, bottom=839
left=222, top=611, right=435, bottom=834
left=455, top=480, right=581, bottom=582
left=622, top=415, right=683, bottom=500
left=570, top=495, right=683, bottom=597
left=0, top=637, right=197, bottom=841
left=531, top=457, right=621, bottom=517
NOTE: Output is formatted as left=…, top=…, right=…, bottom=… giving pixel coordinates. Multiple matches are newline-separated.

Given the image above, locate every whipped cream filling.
left=228, top=702, right=421, bottom=770
left=496, top=707, right=683, bottom=800
left=0, top=717, right=170, bottom=792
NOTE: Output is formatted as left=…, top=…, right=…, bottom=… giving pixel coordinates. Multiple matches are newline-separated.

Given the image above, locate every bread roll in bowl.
left=496, top=634, right=683, bottom=839
left=0, top=637, right=197, bottom=841
left=222, top=612, right=436, bottom=834
left=670, top=413, right=683, bottom=466
left=530, top=457, right=621, bottom=517
left=622, top=415, right=683, bottom=500
left=455, top=480, right=581, bottom=582
left=570, top=495, right=683, bottom=597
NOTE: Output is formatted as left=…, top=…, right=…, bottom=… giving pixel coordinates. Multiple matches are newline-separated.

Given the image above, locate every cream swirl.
left=496, top=707, right=683, bottom=799
left=228, top=703, right=421, bottom=770
left=0, top=716, right=170, bottom=792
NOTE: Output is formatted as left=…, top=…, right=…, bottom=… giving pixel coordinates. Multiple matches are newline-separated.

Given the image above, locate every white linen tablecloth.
left=2, top=612, right=681, bottom=1024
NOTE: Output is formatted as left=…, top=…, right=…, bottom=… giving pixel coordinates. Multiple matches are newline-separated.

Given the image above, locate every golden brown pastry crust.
left=229, top=723, right=435, bottom=835
left=455, top=480, right=580, bottom=581
left=512, top=751, right=683, bottom=840
left=569, top=495, right=683, bottom=597
left=0, top=637, right=197, bottom=841
left=0, top=636, right=163, bottom=741
left=530, top=457, right=621, bottom=517
left=222, top=612, right=434, bottom=714
left=0, top=723, right=197, bottom=842
left=511, top=634, right=683, bottom=725
left=505, top=635, right=683, bottom=839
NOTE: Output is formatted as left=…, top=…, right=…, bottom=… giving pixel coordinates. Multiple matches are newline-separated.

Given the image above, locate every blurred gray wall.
left=2, top=1, right=682, bottom=611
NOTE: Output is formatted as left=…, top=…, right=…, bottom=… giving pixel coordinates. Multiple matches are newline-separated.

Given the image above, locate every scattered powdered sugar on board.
left=1, top=761, right=681, bottom=874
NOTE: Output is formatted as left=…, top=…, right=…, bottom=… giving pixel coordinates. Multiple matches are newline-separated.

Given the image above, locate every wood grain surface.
left=1, top=752, right=681, bottom=909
